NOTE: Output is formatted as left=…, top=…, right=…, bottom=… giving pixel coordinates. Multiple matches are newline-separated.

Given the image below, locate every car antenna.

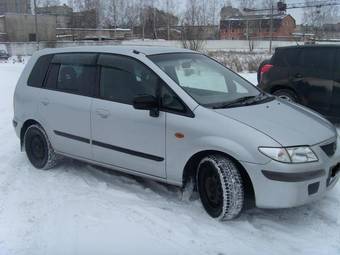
left=133, top=49, right=140, bottom=54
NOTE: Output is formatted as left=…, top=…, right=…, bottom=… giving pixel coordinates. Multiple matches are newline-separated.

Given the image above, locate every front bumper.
left=242, top=136, right=340, bottom=209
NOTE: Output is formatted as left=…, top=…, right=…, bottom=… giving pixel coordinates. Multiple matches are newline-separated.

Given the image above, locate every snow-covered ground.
left=0, top=62, right=339, bottom=255
left=240, top=72, right=258, bottom=85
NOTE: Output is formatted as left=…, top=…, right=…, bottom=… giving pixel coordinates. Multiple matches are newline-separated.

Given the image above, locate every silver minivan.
left=13, top=46, right=340, bottom=220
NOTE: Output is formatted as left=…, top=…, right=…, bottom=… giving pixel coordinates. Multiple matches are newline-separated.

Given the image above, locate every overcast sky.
left=174, top=0, right=305, bottom=24
left=59, top=0, right=307, bottom=25
left=285, top=0, right=304, bottom=24
left=166, top=0, right=305, bottom=24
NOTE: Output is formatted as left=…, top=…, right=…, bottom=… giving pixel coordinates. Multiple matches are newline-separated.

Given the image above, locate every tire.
left=24, top=124, right=59, bottom=170
left=273, top=89, right=298, bottom=103
left=257, top=59, right=270, bottom=83
left=197, top=154, right=244, bottom=221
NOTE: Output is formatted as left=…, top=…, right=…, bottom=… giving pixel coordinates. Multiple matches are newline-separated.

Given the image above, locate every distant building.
left=220, top=13, right=296, bottom=40
left=36, top=4, right=73, bottom=28
left=56, top=27, right=132, bottom=41
left=72, top=9, right=98, bottom=29
left=36, top=5, right=97, bottom=29
left=0, top=13, right=56, bottom=42
left=220, top=5, right=242, bottom=20
left=0, top=0, right=31, bottom=14
left=322, top=23, right=340, bottom=38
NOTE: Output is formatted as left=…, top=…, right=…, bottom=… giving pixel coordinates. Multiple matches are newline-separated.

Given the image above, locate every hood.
left=214, top=99, right=336, bottom=146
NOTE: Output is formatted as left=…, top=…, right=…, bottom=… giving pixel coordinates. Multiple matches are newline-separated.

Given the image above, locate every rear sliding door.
left=39, top=53, right=97, bottom=160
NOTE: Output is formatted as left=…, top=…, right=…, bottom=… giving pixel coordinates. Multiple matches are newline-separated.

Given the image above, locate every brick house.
left=220, top=14, right=296, bottom=40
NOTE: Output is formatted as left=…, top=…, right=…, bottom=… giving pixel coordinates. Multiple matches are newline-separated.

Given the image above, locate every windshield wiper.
left=212, top=93, right=274, bottom=109
left=212, top=96, right=257, bottom=109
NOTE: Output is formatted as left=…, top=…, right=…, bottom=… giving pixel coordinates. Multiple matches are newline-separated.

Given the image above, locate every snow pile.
left=0, top=63, right=339, bottom=255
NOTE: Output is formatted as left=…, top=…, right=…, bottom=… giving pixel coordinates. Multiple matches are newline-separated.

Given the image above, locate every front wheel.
left=273, top=89, right=298, bottom=103
left=24, top=124, right=59, bottom=170
left=197, top=155, right=244, bottom=220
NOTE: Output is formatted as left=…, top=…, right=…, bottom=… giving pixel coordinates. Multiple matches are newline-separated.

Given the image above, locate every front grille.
left=320, top=141, right=337, bottom=157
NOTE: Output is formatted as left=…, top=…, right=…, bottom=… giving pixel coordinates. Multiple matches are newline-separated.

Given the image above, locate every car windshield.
left=149, top=53, right=262, bottom=108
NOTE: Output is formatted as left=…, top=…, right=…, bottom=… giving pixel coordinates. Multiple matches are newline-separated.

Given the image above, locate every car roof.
left=276, top=44, right=340, bottom=51
left=37, top=45, right=196, bottom=56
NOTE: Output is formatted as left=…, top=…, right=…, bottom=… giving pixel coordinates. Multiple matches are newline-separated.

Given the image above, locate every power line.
left=244, top=1, right=340, bottom=12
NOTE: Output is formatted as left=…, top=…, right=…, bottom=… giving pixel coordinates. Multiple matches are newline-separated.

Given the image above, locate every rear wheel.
left=24, top=125, right=59, bottom=170
left=273, top=89, right=298, bottom=103
left=197, top=155, right=244, bottom=220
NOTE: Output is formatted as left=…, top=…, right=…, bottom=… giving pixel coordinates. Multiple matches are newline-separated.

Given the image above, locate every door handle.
left=41, top=98, right=49, bottom=106
left=96, top=109, right=110, bottom=119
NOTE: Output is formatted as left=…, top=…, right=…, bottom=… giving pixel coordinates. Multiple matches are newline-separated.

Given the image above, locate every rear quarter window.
left=299, top=48, right=334, bottom=72
left=27, top=54, right=54, bottom=87
left=272, top=48, right=300, bottom=67
left=44, top=53, right=98, bottom=97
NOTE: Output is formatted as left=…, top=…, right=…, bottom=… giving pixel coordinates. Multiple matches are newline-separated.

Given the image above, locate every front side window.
left=99, top=54, right=157, bottom=104
left=98, top=54, right=186, bottom=113
left=149, top=53, right=263, bottom=108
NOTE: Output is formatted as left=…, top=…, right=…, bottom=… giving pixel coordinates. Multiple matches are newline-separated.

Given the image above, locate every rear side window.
left=27, top=54, right=54, bottom=87
left=299, top=48, right=334, bottom=72
left=44, top=53, right=97, bottom=96
left=273, top=48, right=300, bottom=67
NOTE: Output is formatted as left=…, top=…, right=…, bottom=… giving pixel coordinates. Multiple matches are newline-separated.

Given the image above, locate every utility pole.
left=166, top=0, right=170, bottom=40
left=33, top=0, right=39, bottom=50
left=269, top=3, right=274, bottom=54
left=153, top=6, right=157, bottom=39
left=244, top=1, right=340, bottom=52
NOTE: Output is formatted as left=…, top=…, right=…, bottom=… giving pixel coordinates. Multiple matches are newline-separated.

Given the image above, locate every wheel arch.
left=270, top=85, right=298, bottom=97
left=20, top=119, right=42, bottom=150
left=182, top=150, right=255, bottom=209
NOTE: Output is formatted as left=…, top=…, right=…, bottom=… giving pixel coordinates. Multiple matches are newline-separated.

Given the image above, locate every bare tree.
left=104, top=0, right=125, bottom=29
left=151, top=0, right=158, bottom=39
left=239, top=0, right=255, bottom=10
left=139, top=0, right=146, bottom=40
left=302, top=0, right=338, bottom=38
left=123, top=0, right=140, bottom=36
left=165, top=0, right=175, bottom=40
left=261, top=0, right=274, bottom=9
left=181, top=0, right=206, bottom=51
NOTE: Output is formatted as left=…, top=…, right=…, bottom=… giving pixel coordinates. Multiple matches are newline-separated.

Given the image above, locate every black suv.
left=258, top=45, right=340, bottom=122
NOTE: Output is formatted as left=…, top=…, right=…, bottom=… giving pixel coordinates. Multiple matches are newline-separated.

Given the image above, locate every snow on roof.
left=56, top=28, right=131, bottom=32
left=223, top=14, right=289, bottom=21
left=36, top=45, right=194, bottom=56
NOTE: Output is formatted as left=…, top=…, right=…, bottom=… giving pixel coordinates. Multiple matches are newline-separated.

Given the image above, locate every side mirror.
left=133, top=95, right=159, bottom=117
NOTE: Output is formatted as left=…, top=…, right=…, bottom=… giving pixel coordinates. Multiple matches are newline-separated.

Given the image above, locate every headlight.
left=259, top=146, right=318, bottom=163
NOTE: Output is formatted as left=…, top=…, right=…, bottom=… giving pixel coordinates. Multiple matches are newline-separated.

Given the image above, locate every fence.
left=1, top=39, right=335, bottom=56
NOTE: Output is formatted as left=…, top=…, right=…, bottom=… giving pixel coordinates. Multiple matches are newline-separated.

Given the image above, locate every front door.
left=91, top=54, right=166, bottom=178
